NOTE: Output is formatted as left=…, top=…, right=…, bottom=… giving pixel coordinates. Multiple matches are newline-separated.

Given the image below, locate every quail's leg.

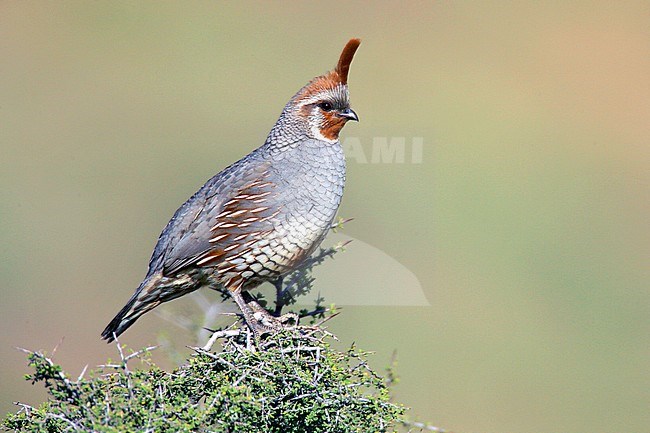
left=231, top=290, right=297, bottom=336
left=247, top=299, right=299, bottom=327
left=230, top=290, right=265, bottom=336
left=230, top=290, right=287, bottom=338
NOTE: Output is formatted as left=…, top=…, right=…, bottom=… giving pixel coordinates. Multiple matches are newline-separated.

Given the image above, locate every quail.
left=102, top=39, right=361, bottom=342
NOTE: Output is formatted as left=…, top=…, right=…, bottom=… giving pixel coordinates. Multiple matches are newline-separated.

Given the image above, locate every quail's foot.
left=246, top=300, right=299, bottom=337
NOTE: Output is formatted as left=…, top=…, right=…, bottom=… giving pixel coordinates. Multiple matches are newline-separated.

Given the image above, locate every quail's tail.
left=101, top=273, right=164, bottom=343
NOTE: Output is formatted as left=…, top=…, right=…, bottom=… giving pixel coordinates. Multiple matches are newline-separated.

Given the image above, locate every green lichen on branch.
left=3, top=327, right=404, bottom=432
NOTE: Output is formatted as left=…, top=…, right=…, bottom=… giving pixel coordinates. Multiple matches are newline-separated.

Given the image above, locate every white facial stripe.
left=298, top=84, right=349, bottom=108
left=311, top=124, right=337, bottom=143
left=309, top=110, right=337, bottom=143
left=294, top=83, right=348, bottom=143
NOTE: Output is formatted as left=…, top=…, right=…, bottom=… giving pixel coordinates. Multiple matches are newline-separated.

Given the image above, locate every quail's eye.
left=318, top=102, right=333, bottom=112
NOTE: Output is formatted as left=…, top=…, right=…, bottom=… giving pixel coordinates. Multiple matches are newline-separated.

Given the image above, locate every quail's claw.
left=251, top=310, right=298, bottom=331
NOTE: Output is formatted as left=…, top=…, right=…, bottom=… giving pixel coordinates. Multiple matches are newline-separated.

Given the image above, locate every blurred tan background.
left=1, top=2, right=649, bottom=432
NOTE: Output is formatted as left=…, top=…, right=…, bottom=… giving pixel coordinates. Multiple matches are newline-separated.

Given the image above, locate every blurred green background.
left=1, top=2, right=648, bottom=432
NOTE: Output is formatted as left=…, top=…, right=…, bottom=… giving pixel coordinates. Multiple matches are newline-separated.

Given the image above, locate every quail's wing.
left=159, top=159, right=278, bottom=275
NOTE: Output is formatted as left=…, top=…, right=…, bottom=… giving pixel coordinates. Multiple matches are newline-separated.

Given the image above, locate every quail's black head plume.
left=102, top=39, right=361, bottom=341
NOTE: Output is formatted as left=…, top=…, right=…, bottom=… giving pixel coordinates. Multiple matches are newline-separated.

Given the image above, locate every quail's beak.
left=338, top=108, right=359, bottom=122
